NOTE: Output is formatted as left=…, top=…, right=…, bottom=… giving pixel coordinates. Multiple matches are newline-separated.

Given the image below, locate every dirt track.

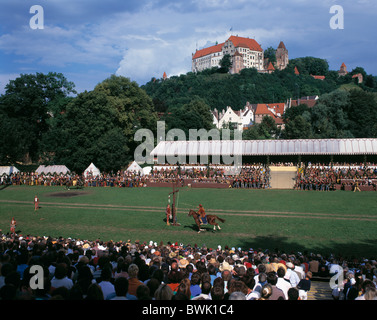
left=2, top=199, right=377, bottom=222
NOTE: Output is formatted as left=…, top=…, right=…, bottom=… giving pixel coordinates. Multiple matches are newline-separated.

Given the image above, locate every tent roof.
left=0, top=166, right=20, bottom=175
left=84, top=163, right=101, bottom=176
left=150, top=139, right=377, bottom=156
left=35, top=165, right=70, bottom=174
left=127, top=161, right=143, bottom=172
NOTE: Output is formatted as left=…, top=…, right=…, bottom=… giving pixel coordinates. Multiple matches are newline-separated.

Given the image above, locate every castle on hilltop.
left=192, top=35, right=288, bottom=74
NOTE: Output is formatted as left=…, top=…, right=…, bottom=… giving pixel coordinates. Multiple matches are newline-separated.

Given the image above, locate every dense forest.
left=142, top=56, right=377, bottom=113
left=0, top=57, right=376, bottom=172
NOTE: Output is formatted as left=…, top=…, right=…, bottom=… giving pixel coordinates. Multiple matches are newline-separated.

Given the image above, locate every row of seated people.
left=1, top=233, right=376, bottom=300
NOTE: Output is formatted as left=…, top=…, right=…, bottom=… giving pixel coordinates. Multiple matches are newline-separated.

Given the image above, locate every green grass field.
left=1, top=185, right=377, bottom=258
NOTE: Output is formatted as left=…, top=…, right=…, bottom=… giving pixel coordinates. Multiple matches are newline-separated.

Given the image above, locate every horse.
left=187, top=209, right=226, bottom=233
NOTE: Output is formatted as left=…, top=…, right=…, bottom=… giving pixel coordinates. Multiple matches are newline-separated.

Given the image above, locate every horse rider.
left=198, top=204, right=207, bottom=225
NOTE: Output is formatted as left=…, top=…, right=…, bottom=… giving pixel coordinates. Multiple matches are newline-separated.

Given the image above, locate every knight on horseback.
left=198, top=204, right=207, bottom=225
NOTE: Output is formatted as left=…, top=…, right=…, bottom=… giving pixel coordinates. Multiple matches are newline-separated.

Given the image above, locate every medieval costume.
left=166, top=204, right=171, bottom=225
left=10, top=217, right=16, bottom=234
left=34, top=195, right=39, bottom=211
left=198, top=204, right=207, bottom=225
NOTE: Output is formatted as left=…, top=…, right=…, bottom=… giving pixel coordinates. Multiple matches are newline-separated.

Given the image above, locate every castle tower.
left=230, top=51, right=245, bottom=74
left=338, top=63, right=348, bottom=76
left=275, top=41, right=289, bottom=70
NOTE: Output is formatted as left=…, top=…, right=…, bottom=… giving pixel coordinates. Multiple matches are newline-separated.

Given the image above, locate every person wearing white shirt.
left=276, top=267, right=292, bottom=300
left=51, top=263, right=73, bottom=290
left=98, top=268, right=115, bottom=300
left=285, top=262, right=300, bottom=288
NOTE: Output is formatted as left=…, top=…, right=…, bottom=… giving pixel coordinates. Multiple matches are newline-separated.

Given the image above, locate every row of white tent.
left=0, top=166, right=20, bottom=176
left=0, top=162, right=151, bottom=176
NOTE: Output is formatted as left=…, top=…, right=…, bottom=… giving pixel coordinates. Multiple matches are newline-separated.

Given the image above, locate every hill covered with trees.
left=1, top=57, right=376, bottom=172
left=142, top=56, right=377, bottom=114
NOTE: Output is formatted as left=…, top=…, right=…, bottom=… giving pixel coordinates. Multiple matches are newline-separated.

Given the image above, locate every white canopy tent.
left=84, top=163, right=101, bottom=177
left=35, top=165, right=70, bottom=175
left=126, top=161, right=143, bottom=174
left=150, top=138, right=377, bottom=157
left=142, top=166, right=153, bottom=175
left=0, top=166, right=20, bottom=175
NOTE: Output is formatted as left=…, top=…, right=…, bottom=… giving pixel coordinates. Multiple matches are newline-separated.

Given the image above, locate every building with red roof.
left=352, top=73, right=363, bottom=84
left=338, top=62, right=348, bottom=76
left=192, top=35, right=264, bottom=73
left=254, top=103, right=287, bottom=128
left=266, top=62, right=275, bottom=74
left=311, top=75, right=326, bottom=80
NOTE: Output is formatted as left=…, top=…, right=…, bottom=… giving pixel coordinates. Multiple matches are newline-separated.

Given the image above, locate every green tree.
left=264, top=47, right=277, bottom=64
left=0, top=72, right=76, bottom=164
left=243, top=116, right=280, bottom=140
left=165, top=98, right=214, bottom=136
left=289, top=57, right=329, bottom=75
left=41, top=75, right=157, bottom=173
left=283, top=115, right=313, bottom=139
left=219, top=54, right=232, bottom=73
left=347, top=89, right=377, bottom=137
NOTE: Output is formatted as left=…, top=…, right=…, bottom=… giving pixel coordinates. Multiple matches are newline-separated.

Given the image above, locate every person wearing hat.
left=178, top=258, right=189, bottom=270
left=198, top=204, right=207, bottom=225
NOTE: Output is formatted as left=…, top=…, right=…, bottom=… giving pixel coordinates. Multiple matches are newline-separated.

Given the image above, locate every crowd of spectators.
left=0, top=164, right=271, bottom=190
left=1, top=233, right=376, bottom=301
left=2, top=162, right=377, bottom=192
left=295, top=162, right=377, bottom=191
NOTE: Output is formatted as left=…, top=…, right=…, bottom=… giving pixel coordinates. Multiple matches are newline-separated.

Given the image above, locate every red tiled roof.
left=294, top=66, right=300, bottom=75
left=278, top=41, right=287, bottom=50
left=311, top=75, right=325, bottom=80
left=192, top=42, right=224, bottom=59
left=255, top=103, right=285, bottom=125
left=255, top=103, right=285, bottom=116
left=341, top=62, right=346, bottom=68
left=267, top=62, right=275, bottom=71
left=227, top=35, right=263, bottom=52
left=291, top=99, right=317, bottom=108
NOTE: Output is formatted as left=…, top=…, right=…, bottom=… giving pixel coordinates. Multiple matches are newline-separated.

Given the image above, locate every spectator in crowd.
left=287, top=287, right=300, bottom=300
left=154, top=283, right=174, bottom=300
left=191, top=281, right=211, bottom=300
left=50, top=263, right=74, bottom=291
left=276, top=267, right=291, bottom=300
left=297, top=271, right=312, bottom=300
left=1, top=232, right=376, bottom=301
left=285, top=262, right=300, bottom=288
left=266, top=271, right=286, bottom=300
left=110, top=277, right=129, bottom=300
left=127, top=264, right=143, bottom=298
left=98, top=267, right=115, bottom=300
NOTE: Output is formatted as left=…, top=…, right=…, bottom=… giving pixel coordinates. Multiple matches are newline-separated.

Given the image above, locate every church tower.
left=275, top=41, right=289, bottom=70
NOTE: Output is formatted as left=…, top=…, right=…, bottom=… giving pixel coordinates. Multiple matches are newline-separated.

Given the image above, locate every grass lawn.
left=1, top=185, right=377, bottom=258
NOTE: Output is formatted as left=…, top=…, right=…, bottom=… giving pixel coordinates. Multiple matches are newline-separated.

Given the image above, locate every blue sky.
left=0, top=0, right=376, bottom=94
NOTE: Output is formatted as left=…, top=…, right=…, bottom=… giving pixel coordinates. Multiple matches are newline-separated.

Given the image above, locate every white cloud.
left=0, top=0, right=375, bottom=93
left=0, top=73, right=20, bottom=94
